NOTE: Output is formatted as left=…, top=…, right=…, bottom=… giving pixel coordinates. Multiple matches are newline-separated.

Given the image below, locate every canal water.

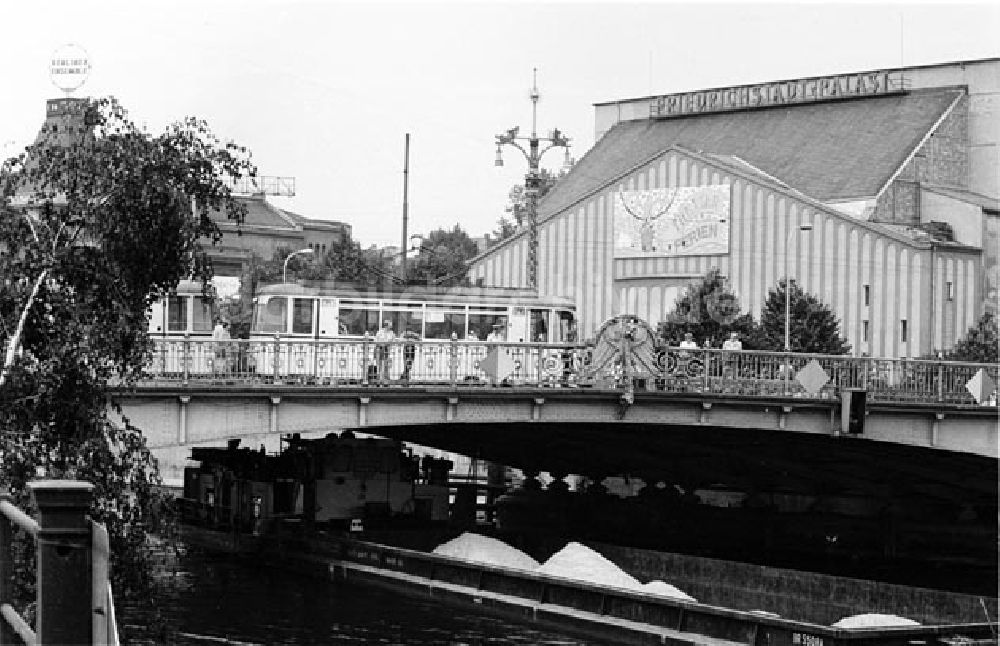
left=119, top=544, right=611, bottom=645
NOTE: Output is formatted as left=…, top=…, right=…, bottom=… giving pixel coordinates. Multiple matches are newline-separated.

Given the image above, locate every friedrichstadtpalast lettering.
left=649, top=71, right=903, bottom=118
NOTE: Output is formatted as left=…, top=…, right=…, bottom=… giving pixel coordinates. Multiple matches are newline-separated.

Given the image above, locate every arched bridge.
left=121, top=316, right=998, bottom=485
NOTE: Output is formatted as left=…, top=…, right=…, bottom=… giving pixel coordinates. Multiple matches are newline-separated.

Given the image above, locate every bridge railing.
left=141, top=338, right=999, bottom=406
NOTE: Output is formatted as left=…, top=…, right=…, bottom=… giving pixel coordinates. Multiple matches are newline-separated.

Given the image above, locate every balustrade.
left=140, top=338, right=999, bottom=407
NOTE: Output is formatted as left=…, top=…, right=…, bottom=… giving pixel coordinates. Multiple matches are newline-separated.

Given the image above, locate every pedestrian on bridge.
left=374, top=320, right=395, bottom=385
left=212, top=319, right=232, bottom=375
left=487, top=322, right=506, bottom=343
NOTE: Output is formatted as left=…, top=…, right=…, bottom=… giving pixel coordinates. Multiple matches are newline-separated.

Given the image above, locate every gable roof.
left=280, top=207, right=349, bottom=232
left=538, top=88, right=963, bottom=221
left=471, top=143, right=971, bottom=265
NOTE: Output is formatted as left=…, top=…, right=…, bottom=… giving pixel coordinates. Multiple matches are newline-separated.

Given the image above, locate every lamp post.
left=494, top=68, right=572, bottom=290
left=283, top=248, right=314, bottom=283
left=784, top=223, right=813, bottom=352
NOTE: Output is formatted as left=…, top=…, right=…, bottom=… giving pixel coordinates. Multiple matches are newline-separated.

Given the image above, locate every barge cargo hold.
left=181, top=526, right=998, bottom=646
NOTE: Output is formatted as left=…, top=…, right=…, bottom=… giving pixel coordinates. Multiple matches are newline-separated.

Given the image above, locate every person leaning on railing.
left=721, top=332, right=742, bottom=385
left=401, top=330, right=419, bottom=381
left=211, top=319, right=232, bottom=374
left=374, top=320, right=395, bottom=385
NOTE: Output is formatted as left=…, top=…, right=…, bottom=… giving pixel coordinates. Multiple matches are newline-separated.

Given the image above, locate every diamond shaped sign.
left=796, top=359, right=830, bottom=396
left=965, top=368, right=997, bottom=405
left=480, top=346, right=516, bottom=383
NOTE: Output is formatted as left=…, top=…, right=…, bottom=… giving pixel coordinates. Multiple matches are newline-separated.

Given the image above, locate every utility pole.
left=494, top=68, right=572, bottom=290
left=401, top=133, right=410, bottom=283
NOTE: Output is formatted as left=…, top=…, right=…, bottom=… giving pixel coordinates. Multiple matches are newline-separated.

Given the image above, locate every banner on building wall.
left=613, top=185, right=731, bottom=258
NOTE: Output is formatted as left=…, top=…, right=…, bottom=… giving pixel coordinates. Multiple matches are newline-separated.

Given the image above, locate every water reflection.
left=120, top=545, right=608, bottom=645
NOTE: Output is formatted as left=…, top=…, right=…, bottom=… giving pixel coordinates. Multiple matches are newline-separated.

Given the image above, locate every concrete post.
left=31, top=480, right=94, bottom=646
left=269, top=396, right=281, bottom=435
left=177, top=395, right=191, bottom=444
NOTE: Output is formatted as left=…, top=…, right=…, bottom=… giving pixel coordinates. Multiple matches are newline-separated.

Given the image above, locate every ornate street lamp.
left=494, top=68, right=572, bottom=290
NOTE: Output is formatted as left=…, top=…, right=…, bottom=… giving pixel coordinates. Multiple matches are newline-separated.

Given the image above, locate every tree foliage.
left=758, top=279, right=851, bottom=354
left=297, top=236, right=392, bottom=285
left=408, top=225, right=479, bottom=286
left=657, top=269, right=760, bottom=348
left=491, top=167, right=566, bottom=247
left=0, top=97, right=254, bottom=605
left=944, top=312, right=999, bottom=363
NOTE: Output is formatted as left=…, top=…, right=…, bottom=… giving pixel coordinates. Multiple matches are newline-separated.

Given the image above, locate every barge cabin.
left=183, top=432, right=452, bottom=533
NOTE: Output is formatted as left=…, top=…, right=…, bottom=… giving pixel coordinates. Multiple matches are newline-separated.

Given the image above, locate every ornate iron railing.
left=140, top=336, right=999, bottom=407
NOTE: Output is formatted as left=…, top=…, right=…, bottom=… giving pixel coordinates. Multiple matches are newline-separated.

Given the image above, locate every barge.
left=181, top=525, right=998, bottom=646
left=178, top=439, right=999, bottom=645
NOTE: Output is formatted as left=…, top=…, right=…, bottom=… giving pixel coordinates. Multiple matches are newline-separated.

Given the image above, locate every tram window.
left=384, top=310, right=423, bottom=336
left=167, top=296, right=188, bottom=332
left=557, top=310, right=575, bottom=342
left=255, top=296, right=288, bottom=333
left=425, top=311, right=465, bottom=339
left=292, top=298, right=314, bottom=334
left=339, top=306, right=379, bottom=336
left=192, top=296, right=214, bottom=332
left=468, top=314, right=503, bottom=341
left=530, top=309, right=548, bottom=342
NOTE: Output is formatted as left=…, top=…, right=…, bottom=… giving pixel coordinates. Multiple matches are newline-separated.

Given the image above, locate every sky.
left=1, top=1, right=998, bottom=247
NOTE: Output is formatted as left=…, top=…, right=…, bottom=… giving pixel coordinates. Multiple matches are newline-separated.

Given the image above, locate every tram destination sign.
left=649, top=71, right=904, bottom=118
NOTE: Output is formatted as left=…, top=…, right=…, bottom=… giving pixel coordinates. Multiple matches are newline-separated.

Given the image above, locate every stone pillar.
left=177, top=395, right=191, bottom=444
left=269, top=396, right=281, bottom=435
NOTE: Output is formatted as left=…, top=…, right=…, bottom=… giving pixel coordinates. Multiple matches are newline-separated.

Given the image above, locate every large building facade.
left=470, top=58, right=999, bottom=358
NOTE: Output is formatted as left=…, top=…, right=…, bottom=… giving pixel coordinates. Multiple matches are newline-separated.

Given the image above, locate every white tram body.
left=249, top=283, right=576, bottom=383
left=147, top=280, right=220, bottom=375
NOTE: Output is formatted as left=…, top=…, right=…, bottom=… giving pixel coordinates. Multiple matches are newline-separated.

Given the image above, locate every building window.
left=900, top=319, right=908, bottom=342
left=946, top=281, right=954, bottom=301
left=863, top=284, right=870, bottom=306
left=862, top=320, right=869, bottom=342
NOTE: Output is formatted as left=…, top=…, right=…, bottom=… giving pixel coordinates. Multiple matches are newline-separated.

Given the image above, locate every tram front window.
left=292, top=298, right=314, bottom=334
left=167, top=296, right=188, bottom=333
left=253, top=296, right=288, bottom=333
left=193, top=297, right=214, bottom=332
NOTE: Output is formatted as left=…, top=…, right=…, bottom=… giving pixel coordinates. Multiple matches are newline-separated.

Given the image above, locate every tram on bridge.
left=148, top=281, right=578, bottom=383
left=248, top=282, right=576, bottom=383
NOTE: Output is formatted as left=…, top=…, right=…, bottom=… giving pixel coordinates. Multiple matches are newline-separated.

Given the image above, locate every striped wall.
left=470, top=149, right=982, bottom=357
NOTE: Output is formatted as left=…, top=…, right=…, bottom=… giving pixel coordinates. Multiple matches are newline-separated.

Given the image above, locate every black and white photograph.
left=0, top=1, right=997, bottom=644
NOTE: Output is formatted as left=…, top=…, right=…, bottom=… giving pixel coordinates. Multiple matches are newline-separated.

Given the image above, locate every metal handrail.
left=0, top=606, right=32, bottom=646
left=0, top=503, right=37, bottom=538
left=140, top=337, right=1000, bottom=407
